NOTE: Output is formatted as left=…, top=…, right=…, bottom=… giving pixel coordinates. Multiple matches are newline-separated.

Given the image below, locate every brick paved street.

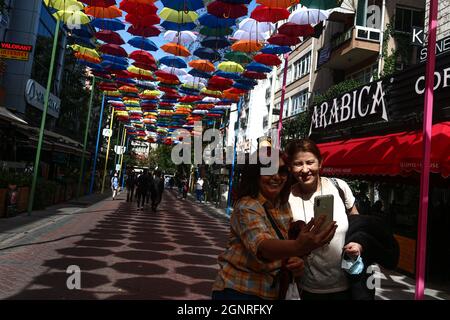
left=0, top=190, right=229, bottom=299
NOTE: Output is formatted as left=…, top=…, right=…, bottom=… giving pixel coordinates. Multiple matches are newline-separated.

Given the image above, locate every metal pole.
left=118, top=126, right=126, bottom=178
left=27, top=18, right=61, bottom=215
left=89, top=93, right=106, bottom=194
left=415, top=0, right=438, bottom=301
left=226, top=98, right=243, bottom=216
left=277, top=53, right=290, bottom=149
left=77, top=76, right=96, bottom=198
left=101, top=108, right=115, bottom=193
left=113, top=123, right=122, bottom=166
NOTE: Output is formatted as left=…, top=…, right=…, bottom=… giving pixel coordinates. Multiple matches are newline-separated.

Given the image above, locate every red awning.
left=318, top=122, right=450, bottom=178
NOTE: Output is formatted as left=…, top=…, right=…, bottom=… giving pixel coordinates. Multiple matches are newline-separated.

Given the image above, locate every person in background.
left=212, top=147, right=337, bottom=300
left=196, top=177, right=204, bottom=203
left=125, top=171, right=136, bottom=202
left=151, top=170, right=165, bottom=212
left=135, top=170, right=150, bottom=210
left=111, top=173, right=119, bottom=200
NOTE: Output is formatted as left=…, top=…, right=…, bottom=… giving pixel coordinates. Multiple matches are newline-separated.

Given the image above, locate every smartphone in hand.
left=314, top=194, right=334, bottom=228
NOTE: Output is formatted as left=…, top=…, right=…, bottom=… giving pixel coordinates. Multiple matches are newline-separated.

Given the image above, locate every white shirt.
left=196, top=179, right=204, bottom=190
left=288, top=177, right=355, bottom=294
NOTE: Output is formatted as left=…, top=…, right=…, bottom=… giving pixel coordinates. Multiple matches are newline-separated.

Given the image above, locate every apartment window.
left=291, top=90, right=309, bottom=115
left=263, top=115, right=268, bottom=129
left=293, top=52, right=311, bottom=81
left=395, top=7, right=424, bottom=33
left=346, top=64, right=378, bottom=84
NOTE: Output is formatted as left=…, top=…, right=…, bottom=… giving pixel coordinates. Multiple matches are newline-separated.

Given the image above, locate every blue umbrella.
left=160, top=21, right=197, bottom=31
left=69, top=36, right=96, bottom=49
left=235, top=78, right=258, bottom=87
left=101, top=61, right=128, bottom=71
left=102, top=54, right=128, bottom=66
left=159, top=56, right=187, bottom=69
left=200, top=36, right=230, bottom=49
left=246, top=62, right=273, bottom=73
left=261, top=44, right=292, bottom=54
left=179, top=87, right=200, bottom=95
left=116, top=78, right=137, bottom=85
left=128, top=37, right=158, bottom=51
left=233, top=82, right=254, bottom=90
left=161, top=0, right=204, bottom=11
left=214, top=71, right=242, bottom=80
left=91, top=18, right=125, bottom=31
left=188, top=69, right=212, bottom=79
left=193, top=47, right=221, bottom=61
left=77, top=60, right=104, bottom=71
left=198, top=14, right=236, bottom=28
left=70, top=25, right=94, bottom=38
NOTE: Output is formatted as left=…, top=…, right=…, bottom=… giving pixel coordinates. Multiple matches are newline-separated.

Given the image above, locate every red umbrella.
left=267, top=33, right=301, bottom=46
left=129, top=50, right=156, bottom=64
left=132, top=61, right=157, bottom=71
left=253, top=53, right=282, bottom=66
left=125, top=13, right=160, bottom=27
left=95, top=30, right=124, bottom=45
left=278, top=22, right=315, bottom=37
left=99, top=44, right=128, bottom=57
left=120, top=0, right=157, bottom=15
left=179, top=95, right=201, bottom=103
left=127, top=25, right=161, bottom=37
left=208, top=76, right=233, bottom=90
left=155, top=70, right=179, bottom=82
left=242, top=71, right=267, bottom=79
left=250, top=5, right=290, bottom=23
left=226, top=87, right=248, bottom=95
left=98, top=82, right=118, bottom=90
left=92, top=71, right=111, bottom=79
left=158, top=86, right=178, bottom=94
left=113, top=70, right=132, bottom=78
left=80, top=0, right=116, bottom=7
left=207, top=0, right=248, bottom=19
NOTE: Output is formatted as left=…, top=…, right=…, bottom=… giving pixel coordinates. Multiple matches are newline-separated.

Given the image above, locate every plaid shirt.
left=212, top=193, right=293, bottom=299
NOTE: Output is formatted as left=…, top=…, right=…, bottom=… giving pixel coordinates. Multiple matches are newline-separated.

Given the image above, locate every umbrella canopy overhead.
left=159, top=56, right=187, bottom=69
left=289, top=7, right=330, bottom=25
left=85, top=5, right=122, bottom=19
left=45, top=0, right=83, bottom=11
left=198, top=13, right=236, bottom=28
left=95, top=30, right=124, bottom=45
left=127, top=25, right=161, bottom=37
left=128, top=37, right=158, bottom=51
left=278, top=22, right=315, bottom=37
left=207, top=1, right=248, bottom=19
left=160, top=20, right=197, bottom=31
left=260, top=44, right=292, bottom=54
left=231, top=40, right=263, bottom=53
left=79, top=0, right=116, bottom=6
left=199, top=26, right=233, bottom=37
left=53, top=9, right=90, bottom=26
left=253, top=53, right=282, bottom=66
left=161, top=0, right=204, bottom=11
left=256, top=0, right=299, bottom=8
left=91, top=18, right=125, bottom=30
left=217, top=61, right=244, bottom=73
left=193, top=47, right=221, bottom=61
left=301, top=0, right=341, bottom=10
left=160, top=8, right=198, bottom=24
left=267, top=33, right=301, bottom=46
left=129, top=50, right=156, bottom=64
left=251, top=5, right=290, bottom=23
left=201, top=36, right=231, bottom=49
left=161, top=43, right=191, bottom=57
left=99, top=43, right=128, bottom=57
left=189, top=59, right=215, bottom=73
left=120, top=0, right=158, bottom=14
left=224, top=51, right=252, bottom=64
left=163, top=30, right=197, bottom=45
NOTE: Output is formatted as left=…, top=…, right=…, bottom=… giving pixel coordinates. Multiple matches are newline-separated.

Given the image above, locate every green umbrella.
left=224, top=51, right=252, bottom=64
left=301, top=0, right=341, bottom=10
left=199, top=26, right=233, bottom=37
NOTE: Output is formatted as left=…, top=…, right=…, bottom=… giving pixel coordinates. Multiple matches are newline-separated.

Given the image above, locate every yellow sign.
left=0, top=49, right=30, bottom=61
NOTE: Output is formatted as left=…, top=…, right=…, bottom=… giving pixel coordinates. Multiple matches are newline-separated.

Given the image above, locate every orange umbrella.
left=85, top=5, right=122, bottom=18
left=188, top=59, right=215, bottom=73
left=157, top=77, right=180, bottom=85
left=74, top=52, right=101, bottom=64
left=231, top=40, right=263, bottom=53
left=256, top=0, right=299, bottom=8
left=161, top=43, right=191, bottom=57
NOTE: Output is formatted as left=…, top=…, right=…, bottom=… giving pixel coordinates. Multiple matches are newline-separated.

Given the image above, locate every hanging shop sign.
left=25, top=79, right=61, bottom=118
left=0, top=42, right=33, bottom=61
left=102, top=128, right=112, bottom=137
left=309, top=53, right=450, bottom=142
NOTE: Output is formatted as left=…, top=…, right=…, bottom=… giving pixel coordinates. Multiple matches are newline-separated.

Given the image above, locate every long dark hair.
left=236, top=148, right=292, bottom=205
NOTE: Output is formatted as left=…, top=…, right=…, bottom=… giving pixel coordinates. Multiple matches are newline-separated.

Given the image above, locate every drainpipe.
left=377, top=0, right=386, bottom=77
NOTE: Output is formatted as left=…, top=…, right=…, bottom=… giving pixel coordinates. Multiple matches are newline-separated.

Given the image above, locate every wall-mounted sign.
left=102, top=128, right=112, bottom=137
left=419, top=35, right=450, bottom=62
left=0, top=42, right=33, bottom=61
left=25, top=79, right=61, bottom=118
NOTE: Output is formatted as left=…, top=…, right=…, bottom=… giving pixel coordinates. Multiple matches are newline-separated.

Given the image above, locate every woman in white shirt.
left=286, top=138, right=362, bottom=300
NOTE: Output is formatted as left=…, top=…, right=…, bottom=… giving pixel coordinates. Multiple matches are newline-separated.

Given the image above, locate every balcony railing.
left=330, top=26, right=381, bottom=50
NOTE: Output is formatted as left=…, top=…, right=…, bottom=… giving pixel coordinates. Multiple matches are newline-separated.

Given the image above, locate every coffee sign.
left=25, top=79, right=61, bottom=118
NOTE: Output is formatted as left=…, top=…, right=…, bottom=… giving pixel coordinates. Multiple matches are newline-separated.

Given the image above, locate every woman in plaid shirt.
left=212, top=148, right=337, bottom=300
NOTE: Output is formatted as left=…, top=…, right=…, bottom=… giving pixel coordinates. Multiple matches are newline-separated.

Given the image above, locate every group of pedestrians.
left=122, top=169, right=165, bottom=212
left=212, top=138, right=400, bottom=300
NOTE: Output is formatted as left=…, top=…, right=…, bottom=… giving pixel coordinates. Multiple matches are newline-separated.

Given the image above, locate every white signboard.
left=115, top=164, right=121, bottom=171
left=102, top=128, right=112, bottom=137
left=25, top=79, right=61, bottom=118
left=114, top=145, right=126, bottom=155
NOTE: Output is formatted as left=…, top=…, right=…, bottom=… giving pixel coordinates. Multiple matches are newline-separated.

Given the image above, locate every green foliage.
left=312, top=78, right=362, bottom=105
left=0, top=170, right=32, bottom=188
left=148, top=145, right=177, bottom=174
left=381, top=22, right=413, bottom=77
left=281, top=110, right=312, bottom=148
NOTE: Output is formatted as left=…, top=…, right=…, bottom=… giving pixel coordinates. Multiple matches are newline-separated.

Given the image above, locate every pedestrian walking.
left=182, top=178, right=188, bottom=200
left=126, top=171, right=136, bottom=202
left=212, top=147, right=337, bottom=300
left=135, top=170, right=150, bottom=210
left=111, top=173, right=119, bottom=200
left=195, top=177, right=204, bottom=203
left=151, top=170, right=165, bottom=212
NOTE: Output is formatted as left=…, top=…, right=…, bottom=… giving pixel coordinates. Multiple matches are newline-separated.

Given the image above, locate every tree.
left=148, top=144, right=177, bottom=174
left=280, top=109, right=312, bottom=148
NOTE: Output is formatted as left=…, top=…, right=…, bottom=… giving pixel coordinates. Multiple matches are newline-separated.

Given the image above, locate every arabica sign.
left=25, top=79, right=61, bottom=118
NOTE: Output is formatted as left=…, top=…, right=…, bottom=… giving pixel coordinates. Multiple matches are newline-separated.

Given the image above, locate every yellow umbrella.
left=217, top=61, right=244, bottom=73
left=128, top=66, right=152, bottom=77
left=160, top=8, right=198, bottom=23
left=53, top=9, right=90, bottom=25
left=70, top=44, right=100, bottom=59
left=44, top=0, right=83, bottom=11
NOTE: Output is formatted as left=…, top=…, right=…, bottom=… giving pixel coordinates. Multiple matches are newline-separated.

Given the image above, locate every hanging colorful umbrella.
left=253, top=53, right=282, bottom=66
left=224, top=51, right=252, bottom=64
left=160, top=8, right=198, bottom=23
left=102, top=54, right=128, bottom=66
left=133, top=61, right=157, bottom=71
left=231, top=40, right=263, bottom=53
left=261, top=44, right=292, bottom=54
left=301, top=0, right=340, bottom=10
left=45, top=0, right=83, bottom=11
left=70, top=44, right=101, bottom=58
left=207, top=1, right=248, bottom=19
left=199, top=26, right=233, bottom=37
left=242, top=70, right=267, bottom=79
left=127, top=66, right=154, bottom=79
left=251, top=5, right=290, bottom=23
left=53, top=10, right=91, bottom=27
left=99, top=43, right=128, bottom=57
left=267, top=33, right=301, bottom=46
left=278, top=22, right=315, bottom=37
left=128, top=37, right=158, bottom=51
left=161, top=0, right=204, bottom=11
left=161, top=66, right=188, bottom=77
left=189, top=59, right=215, bottom=73
left=198, top=13, right=236, bottom=28
left=207, top=76, right=233, bottom=90
left=245, top=61, right=272, bottom=73
left=79, top=0, right=116, bottom=6
left=95, top=30, right=124, bottom=45
left=155, top=70, right=180, bottom=81
left=161, top=43, right=191, bottom=57
left=91, top=18, right=125, bottom=30
left=256, top=0, right=298, bottom=7
left=125, top=13, right=160, bottom=26
left=201, top=36, right=231, bottom=49
left=214, top=70, right=242, bottom=80
left=70, top=25, right=94, bottom=38
left=193, top=47, right=221, bottom=61
left=70, top=35, right=96, bottom=49
left=85, top=5, right=122, bottom=19
left=188, top=68, right=212, bottom=79
left=160, top=21, right=197, bottom=31
left=217, top=61, right=244, bottom=73
left=163, top=30, right=197, bottom=45
left=75, top=52, right=101, bottom=64
left=288, top=7, right=330, bottom=25
left=129, top=50, right=155, bottom=64
left=159, top=56, right=187, bottom=69
left=127, top=25, right=161, bottom=37
left=232, top=29, right=269, bottom=41
left=120, top=0, right=158, bottom=14
left=238, top=17, right=273, bottom=33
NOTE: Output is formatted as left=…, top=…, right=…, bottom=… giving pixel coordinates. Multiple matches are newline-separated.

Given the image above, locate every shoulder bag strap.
left=329, top=178, right=350, bottom=215
left=262, top=203, right=285, bottom=240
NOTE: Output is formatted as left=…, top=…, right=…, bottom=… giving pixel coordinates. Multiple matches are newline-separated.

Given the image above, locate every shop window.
left=293, top=52, right=311, bottom=81
left=346, top=64, right=378, bottom=85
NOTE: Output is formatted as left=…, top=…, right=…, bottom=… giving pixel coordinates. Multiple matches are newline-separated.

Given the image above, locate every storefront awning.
left=318, top=122, right=450, bottom=178
left=0, top=106, right=28, bottom=125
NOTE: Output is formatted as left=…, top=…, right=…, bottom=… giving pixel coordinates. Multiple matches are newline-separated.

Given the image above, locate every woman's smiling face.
left=258, top=158, right=288, bottom=202
left=290, top=151, right=321, bottom=192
